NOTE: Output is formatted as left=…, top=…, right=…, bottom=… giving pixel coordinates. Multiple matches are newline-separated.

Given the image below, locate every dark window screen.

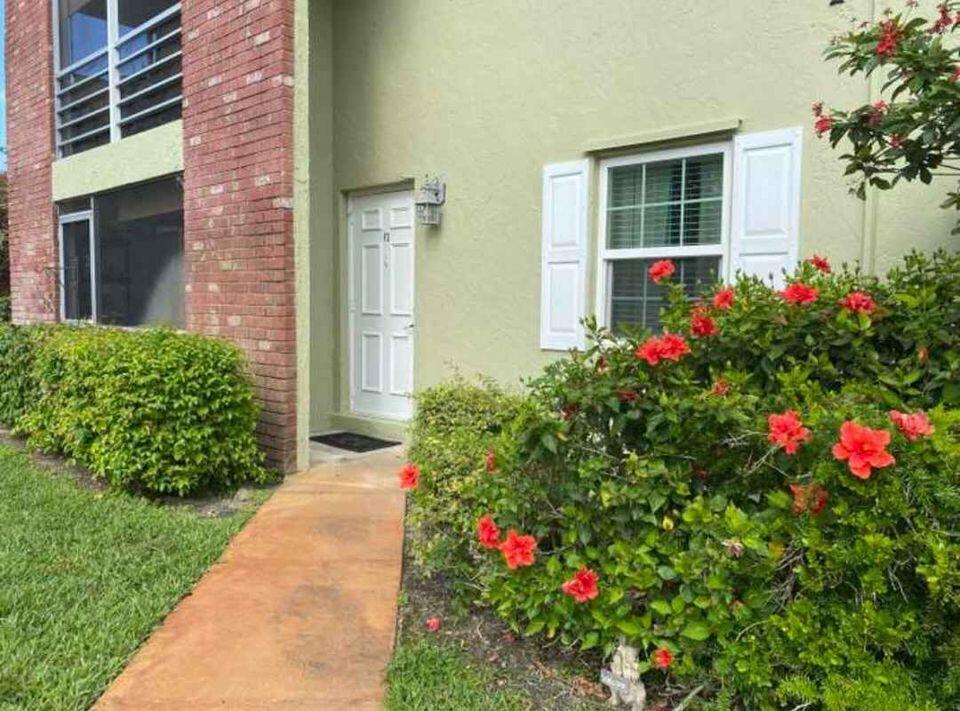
left=96, top=178, right=184, bottom=328
left=62, top=220, right=93, bottom=321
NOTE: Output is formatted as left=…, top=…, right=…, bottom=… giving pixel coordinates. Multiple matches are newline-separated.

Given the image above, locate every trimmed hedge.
left=406, top=377, right=524, bottom=585
left=0, top=324, right=267, bottom=495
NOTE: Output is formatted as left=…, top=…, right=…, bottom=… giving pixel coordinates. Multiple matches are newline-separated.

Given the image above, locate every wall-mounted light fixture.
left=829, top=0, right=844, bottom=6
left=416, top=177, right=446, bottom=226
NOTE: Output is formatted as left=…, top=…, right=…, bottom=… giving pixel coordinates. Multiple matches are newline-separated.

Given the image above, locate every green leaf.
left=680, top=621, right=711, bottom=641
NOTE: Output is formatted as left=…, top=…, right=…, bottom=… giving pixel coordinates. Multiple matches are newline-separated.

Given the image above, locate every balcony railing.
left=55, top=4, right=183, bottom=158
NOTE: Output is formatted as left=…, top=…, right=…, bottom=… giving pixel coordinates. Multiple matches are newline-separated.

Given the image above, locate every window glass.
left=603, top=149, right=727, bottom=334
left=610, top=257, right=720, bottom=334
left=62, top=220, right=93, bottom=321
left=118, top=0, right=179, bottom=35
left=59, top=0, right=108, bottom=69
left=96, top=178, right=184, bottom=328
left=607, top=154, right=724, bottom=249
left=56, top=0, right=183, bottom=157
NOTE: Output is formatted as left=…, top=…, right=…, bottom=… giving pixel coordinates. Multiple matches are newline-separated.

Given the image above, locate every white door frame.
left=347, top=189, right=416, bottom=421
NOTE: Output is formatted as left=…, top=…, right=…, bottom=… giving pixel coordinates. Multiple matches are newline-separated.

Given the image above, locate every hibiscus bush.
left=406, top=251, right=960, bottom=710
left=817, top=1, right=960, bottom=231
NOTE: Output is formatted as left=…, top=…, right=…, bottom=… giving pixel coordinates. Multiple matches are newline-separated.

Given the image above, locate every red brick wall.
left=6, top=0, right=58, bottom=324
left=181, top=0, right=298, bottom=472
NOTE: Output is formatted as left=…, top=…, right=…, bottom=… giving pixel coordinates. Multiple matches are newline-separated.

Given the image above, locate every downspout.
left=861, top=0, right=881, bottom=274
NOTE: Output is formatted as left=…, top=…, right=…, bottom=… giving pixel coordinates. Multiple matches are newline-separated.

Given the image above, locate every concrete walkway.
left=96, top=448, right=406, bottom=710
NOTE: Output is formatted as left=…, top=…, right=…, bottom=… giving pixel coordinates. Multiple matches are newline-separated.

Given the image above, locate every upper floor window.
left=597, top=143, right=732, bottom=333
left=55, top=0, right=182, bottom=158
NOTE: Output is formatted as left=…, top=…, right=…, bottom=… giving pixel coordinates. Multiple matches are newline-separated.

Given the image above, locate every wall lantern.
left=416, top=177, right=446, bottom=226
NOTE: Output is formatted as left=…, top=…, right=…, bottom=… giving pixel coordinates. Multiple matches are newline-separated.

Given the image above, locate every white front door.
left=349, top=191, right=416, bottom=420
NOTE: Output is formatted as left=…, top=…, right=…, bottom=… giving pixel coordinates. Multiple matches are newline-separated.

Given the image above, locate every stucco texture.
left=52, top=121, right=184, bottom=201
left=304, top=0, right=957, bottom=429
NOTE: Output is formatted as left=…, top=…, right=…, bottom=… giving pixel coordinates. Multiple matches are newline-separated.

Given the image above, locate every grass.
left=0, top=445, right=268, bottom=710
left=386, top=637, right=531, bottom=711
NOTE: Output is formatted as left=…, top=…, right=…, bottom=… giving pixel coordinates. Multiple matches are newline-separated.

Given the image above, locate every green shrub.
left=7, top=325, right=267, bottom=495
left=409, top=251, right=960, bottom=710
left=0, top=323, right=49, bottom=428
left=407, top=377, right=523, bottom=584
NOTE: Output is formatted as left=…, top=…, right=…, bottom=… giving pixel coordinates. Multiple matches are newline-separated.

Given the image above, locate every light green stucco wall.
left=301, top=0, right=958, bottom=431
left=51, top=121, right=183, bottom=201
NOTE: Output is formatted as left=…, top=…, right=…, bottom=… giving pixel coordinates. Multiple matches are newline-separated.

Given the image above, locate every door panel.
left=389, top=242, right=413, bottom=315
left=351, top=191, right=415, bottom=420
left=361, top=332, right=383, bottom=393
left=361, top=244, right=383, bottom=314
left=389, top=333, right=413, bottom=396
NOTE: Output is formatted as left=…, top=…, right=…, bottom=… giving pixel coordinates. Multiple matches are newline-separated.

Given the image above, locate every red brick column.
left=6, top=0, right=58, bottom=324
left=181, top=0, right=298, bottom=472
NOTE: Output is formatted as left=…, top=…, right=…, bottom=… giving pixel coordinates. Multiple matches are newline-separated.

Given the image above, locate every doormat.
left=310, top=432, right=400, bottom=453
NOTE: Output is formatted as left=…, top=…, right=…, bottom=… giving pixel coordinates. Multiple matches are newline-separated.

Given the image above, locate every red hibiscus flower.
left=653, top=647, right=674, bottom=670
left=789, top=483, right=829, bottom=516
left=713, top=287, right=735, bottom=310
left=768, top=410, right=812, bottom=455
left=953, top=66, right=960, bottom=82
left=889, top=410, right=935, bottom=441
left=485, top=449, right=497, bottom=473
left=477, top=515, right=501, bottom=550
left=710, top=378, right=731, bottom=397
left=561, top=403, right=578, bottom=420
left=658, top=333, right=691, bottom=361
left=814, top=115, right=833, bottom=137
left=398, top=463, right=420, bottom=490
left=780, top=283, right=819, bottom=305
left=889, top=134, right=906, bottom=150
left=635, top=333, right=690, bottom=366
left=425, top=617, right=441, bottom=632
left=500, top=529, right=537, bottom=569
left=807, top=255, right=832, bottom=274
left=839, top=291, right=877, bottom=314
left=636, top=338, right=662, bottom=366
left=876, top=19, right=900, bottom=57
left=832, top=421, right=896, bottom=480
left=561, top=568, right=600, bottom=603
left=648, top=259, right=676, bottom=284
left=618, top=388, right=639, bottom=404
left=691, top=308, right=718, bottom=338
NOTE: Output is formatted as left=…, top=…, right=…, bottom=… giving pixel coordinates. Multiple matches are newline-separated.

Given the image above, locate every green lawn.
left=0, top=445, right=267, bottom=710
left=386, top=637, right=531, bottom=711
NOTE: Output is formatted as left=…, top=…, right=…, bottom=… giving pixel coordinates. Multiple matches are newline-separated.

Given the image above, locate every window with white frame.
left=54, top=0, right=182, bottom=158
left=597, top=143, right=732, bottom=333
left=57, top=176, right=185, bottom=328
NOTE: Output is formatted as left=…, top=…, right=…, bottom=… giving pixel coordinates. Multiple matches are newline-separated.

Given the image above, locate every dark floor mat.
left=310, top=432, right=400, bottom=453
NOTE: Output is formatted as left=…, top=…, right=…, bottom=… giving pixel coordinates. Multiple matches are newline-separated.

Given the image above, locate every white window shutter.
left=541, top=160, right=589, bottom=351
left=730, top=127, right=802, bottom=289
